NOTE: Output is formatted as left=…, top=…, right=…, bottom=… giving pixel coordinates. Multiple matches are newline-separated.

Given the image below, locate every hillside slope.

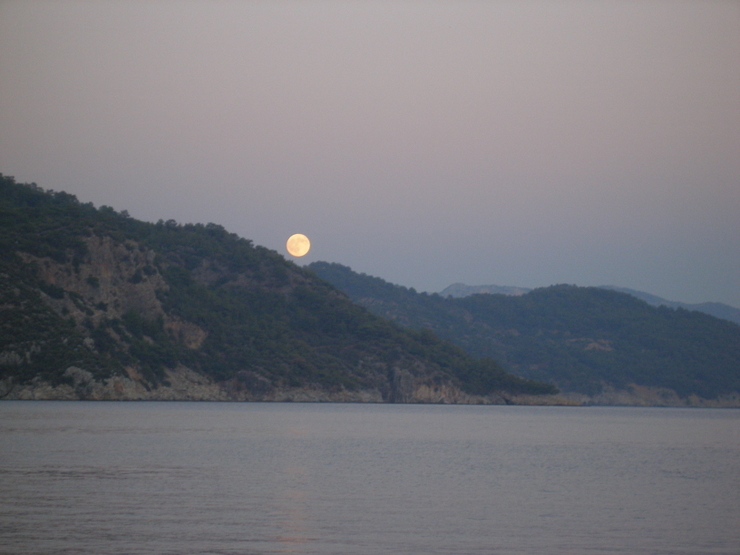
left=0, top=175, right=557, bottom=402
left=309, top=262, right=740, bottom=406
left=598, top=286, right=740, bottom=326
left=439, top=283, right=740, bottom=326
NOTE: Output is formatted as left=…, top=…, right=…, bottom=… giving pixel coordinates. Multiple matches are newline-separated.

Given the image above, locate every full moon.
left=286, top=234, right=311, bottom=257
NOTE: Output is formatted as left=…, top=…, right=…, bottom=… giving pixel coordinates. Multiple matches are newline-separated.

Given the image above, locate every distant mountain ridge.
left=440, top=283, right=740, bottom=326
left=309, top=262, right=740, bottom=406
left=598, top=286, right=740, bottom=326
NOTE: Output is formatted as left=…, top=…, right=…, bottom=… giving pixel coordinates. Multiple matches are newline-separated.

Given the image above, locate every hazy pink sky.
left=1, top=1, right=739, bottom=306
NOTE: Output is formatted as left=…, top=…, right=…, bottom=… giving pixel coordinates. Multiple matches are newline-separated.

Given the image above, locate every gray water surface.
left=1, top=402, right=738, bottom=554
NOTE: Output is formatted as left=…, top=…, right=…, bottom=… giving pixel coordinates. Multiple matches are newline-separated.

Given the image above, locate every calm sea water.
left=0, top=402, right=738, bottom=555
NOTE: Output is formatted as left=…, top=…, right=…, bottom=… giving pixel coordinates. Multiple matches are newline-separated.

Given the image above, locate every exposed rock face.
left=24, top=236, right=207, bottom=339
left=28, top=237, right=161, bottom=315
left=1, top=366, right=227, bottom=401
left=164, top=318, right=208, bottom=349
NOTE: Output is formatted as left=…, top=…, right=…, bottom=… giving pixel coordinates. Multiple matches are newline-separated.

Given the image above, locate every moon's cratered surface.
left=286, top=234, right=311, bottom=257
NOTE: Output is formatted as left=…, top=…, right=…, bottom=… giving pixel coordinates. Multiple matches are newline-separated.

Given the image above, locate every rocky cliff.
left=0, top=363, right=574, bottom=405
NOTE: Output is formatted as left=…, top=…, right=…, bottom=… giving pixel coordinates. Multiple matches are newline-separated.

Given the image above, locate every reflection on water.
left=0, top=402, right=738, bottom=555
left=273, top=463, right=312, bottom=553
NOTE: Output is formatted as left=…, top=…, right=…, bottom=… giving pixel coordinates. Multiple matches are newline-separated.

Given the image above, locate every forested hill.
left=441, top=283, right=740, bottom=326
left=308, top=262, right=740, bottom=405
left=0, top=175, right=556, bottom=402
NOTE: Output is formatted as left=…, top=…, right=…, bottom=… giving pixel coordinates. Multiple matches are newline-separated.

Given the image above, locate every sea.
left=0, top=401, right=738, bottom=555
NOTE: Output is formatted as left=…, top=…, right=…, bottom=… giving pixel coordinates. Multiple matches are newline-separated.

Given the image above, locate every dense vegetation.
left=308, top=262, right=740, bottom=398
left=0, top=174, right=555, bottom=398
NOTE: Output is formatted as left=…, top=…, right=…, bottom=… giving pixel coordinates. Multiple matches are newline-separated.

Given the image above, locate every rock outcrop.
left=0, top=364, right=577, bottom=404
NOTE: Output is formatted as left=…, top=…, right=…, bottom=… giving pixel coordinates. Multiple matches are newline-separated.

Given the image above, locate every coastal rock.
left=0, top=365, right=576, bottom=405
left=562, top=384, right=740, bottom=408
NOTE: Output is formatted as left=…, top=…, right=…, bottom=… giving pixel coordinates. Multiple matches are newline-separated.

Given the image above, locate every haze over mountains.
left=440, top=284, right=740, bottom=326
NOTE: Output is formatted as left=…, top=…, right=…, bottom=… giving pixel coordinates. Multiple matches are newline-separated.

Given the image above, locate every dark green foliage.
left=309, top=262, right=740, bottom=398
left=39, top=281, right=65, bottom=299
left=0, top=174, right=555, bottom=397
left=455, top=286, right=740, bottom=397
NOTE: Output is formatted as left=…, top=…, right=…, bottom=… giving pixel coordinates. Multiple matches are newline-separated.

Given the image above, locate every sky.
left=1, top=1, right=739, bottom=307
